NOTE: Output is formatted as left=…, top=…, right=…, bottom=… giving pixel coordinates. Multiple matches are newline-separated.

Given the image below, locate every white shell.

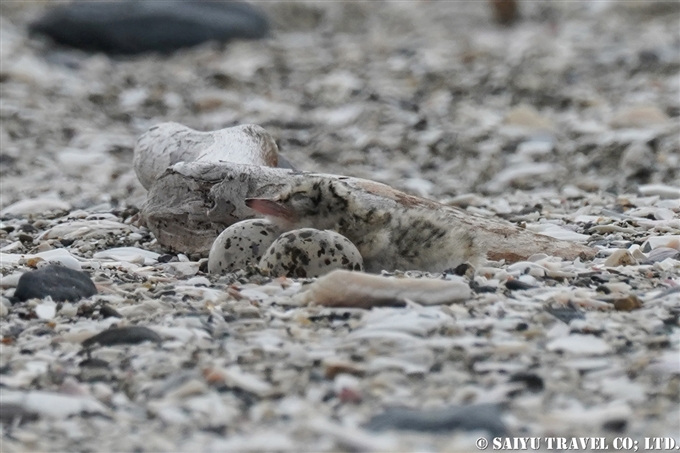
left=259, top=228, right=363, bottom=278
left=208, top=219, right=281, bottom=274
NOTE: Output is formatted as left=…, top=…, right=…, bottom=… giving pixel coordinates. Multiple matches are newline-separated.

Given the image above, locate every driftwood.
left=134, top=122, right=281, bottom=190
left=136, top=122, right=594, bottom=263
left=142, top=161, right=595, bottom=262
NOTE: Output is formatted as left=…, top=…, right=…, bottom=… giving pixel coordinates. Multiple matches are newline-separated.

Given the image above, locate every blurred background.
left=1, top=0, right=678, bottom=210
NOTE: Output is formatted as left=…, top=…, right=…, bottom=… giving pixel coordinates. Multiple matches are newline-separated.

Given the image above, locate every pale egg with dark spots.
left=208, top=219, right=282, bottom=274
left=259, top=228, right=363, bottom=278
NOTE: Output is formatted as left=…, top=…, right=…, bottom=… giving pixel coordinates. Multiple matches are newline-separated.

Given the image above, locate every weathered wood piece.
left=134, top=122, right=280, bottom=190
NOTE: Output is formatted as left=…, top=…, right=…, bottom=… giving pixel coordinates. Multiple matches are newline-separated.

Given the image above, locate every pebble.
left=546, top=334, right=613, bottom=355
left=259, top=229, right=363, bottom=278
left=32, top=249, right=83, bottom=270
left=306, top=419, right=398, bottom=452
left=299, top=270, right=471, bottom=308
left=13, top=264, right=97, bottom=302
left=503, top=105, right=555, bottom=132
left=39, top=219, right=136, bottom=241
left=638, top=184, right=680, bottom=199
left=0, top=272, right=23, bottom=288
left=491, top=0, right=519, bottom=25
left=82, top=326, right=162, bottom=348
left=611, top=105, right=669, bottom=128
left=29, top=1, right=269, bottom=55
left=619, top=142, right=654, bottom=175
left=365, top=403, right=506, bottom=437
left=1, top=198, right=71, bottom=217
left=485, top=162, right=558, bottom=193
left=208, top=219, right=281, bottom=274
left=644, top=247, right=680, bottom=264
left=604, top=249, right=637, bottom=267
left=534, top=225, right=590, bottom=242
left=611, top=295, right=643, bottom=312
left=92, top=247, right=159, bottom=265
left=2, top=390, right=109, bottom=419
left=35, top=300, right=57, bottom=320
left=505, top=279, right=535, bottom=291
left=0, top=403, right=39, bottom=425
left=643, top=235, right=680, bottom=251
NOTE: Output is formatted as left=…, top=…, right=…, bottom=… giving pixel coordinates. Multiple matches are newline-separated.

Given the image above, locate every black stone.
left=602, top=419, right=627, bottom=433
left=29, top=1, right=269, bottom=55
left=365, top=403, right=507, bottom=437
left=99, top=304, right=123, bottom=319
left=82, top=326, right=162, bottom=348
left=157, top=254, right=176, bottom=263
left=505, top=280, right=535, bottom=291
left=79, top=358, right=110, bottom=368
left=0, top=403, right=39, bottom=425
left=509, top=372, right=544, bottom=392
left=449, top=263, right=473, bottom=276
left=469, top=280, right=498, bottom=294
left=595, top=285, right=611, bottom=294
left=19, top=223, right=37, bottom=233
left=13, top=264, right=97, bottom=302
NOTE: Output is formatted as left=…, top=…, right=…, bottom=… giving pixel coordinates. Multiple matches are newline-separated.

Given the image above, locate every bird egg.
left=259, top=228, right=363, bottom=278
left=208, top=219, right=281, bottom=274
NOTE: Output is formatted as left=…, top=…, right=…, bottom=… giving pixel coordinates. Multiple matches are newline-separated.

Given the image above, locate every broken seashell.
left=300, top=270, right=471, bottom=308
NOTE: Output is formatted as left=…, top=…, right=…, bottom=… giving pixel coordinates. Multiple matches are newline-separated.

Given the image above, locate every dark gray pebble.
left=509, top=372, right=544, bottom=392
left=364, top=403, right=507, bottom=437
left=13, top=264, right=97, bottom=302
left=79, top=358, right=110, bottom=368
left=470, top=280, right=498, bottom=294
left=29, top=0, right=269, bottom=55
left=505, top=280, right=535, bottom=291
left=99, top=304, right=123, bottom=319
left=82, top=326, right=161, bottom=348
left=643, top=247, right=680, bottom=264
left=0, top=403, right=39, bottom=425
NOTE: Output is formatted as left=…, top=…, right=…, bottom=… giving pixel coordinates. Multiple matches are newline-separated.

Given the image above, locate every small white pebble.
left=59, top=303, right=78, bottom=318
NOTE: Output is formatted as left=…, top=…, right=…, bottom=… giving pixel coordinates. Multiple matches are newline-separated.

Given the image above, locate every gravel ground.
left=1, top=1, right=679, bottom=452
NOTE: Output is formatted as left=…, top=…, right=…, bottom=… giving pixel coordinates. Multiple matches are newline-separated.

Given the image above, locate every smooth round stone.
left=29, top=1, right=269, bottom=55
left=13, top=264, right=97, bottom=302
left=259, top=228, right=363, bottom=278
left=208, top=219, right=281, bottom=274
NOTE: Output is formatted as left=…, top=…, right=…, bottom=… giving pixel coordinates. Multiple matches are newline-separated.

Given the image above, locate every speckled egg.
left=208, top=219, right=282, bottom=274
left=259, top=228, right=363, bottom=278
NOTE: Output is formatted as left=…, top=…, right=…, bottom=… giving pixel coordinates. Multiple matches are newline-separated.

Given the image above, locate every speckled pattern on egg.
left=259, top=228, right=363, bottom=278
left=208, top=219, right=281, bottom=274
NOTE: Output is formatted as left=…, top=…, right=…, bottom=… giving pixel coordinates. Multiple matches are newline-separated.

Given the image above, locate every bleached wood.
left=134, top=122, right=279, bottom=190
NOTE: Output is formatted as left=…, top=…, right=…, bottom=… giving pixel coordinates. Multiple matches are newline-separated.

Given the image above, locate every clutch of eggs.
left=208, top=220, right=363, bottom=278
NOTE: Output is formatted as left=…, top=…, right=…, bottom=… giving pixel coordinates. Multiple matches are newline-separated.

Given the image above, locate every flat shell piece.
left=301, top=270, right=471, bottom=308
